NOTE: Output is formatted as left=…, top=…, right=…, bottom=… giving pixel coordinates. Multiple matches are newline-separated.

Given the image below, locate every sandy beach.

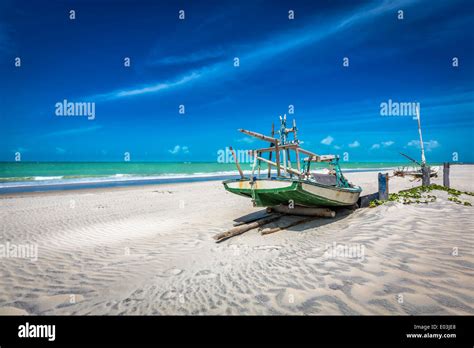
left=0, top=165, right=473, bottom=315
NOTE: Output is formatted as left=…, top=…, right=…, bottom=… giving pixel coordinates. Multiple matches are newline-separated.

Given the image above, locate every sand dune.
left=0, top=165, right=473, bottom=315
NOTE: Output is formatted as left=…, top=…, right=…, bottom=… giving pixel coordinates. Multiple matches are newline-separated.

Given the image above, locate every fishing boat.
left=223, top=116, right=362, bottom=207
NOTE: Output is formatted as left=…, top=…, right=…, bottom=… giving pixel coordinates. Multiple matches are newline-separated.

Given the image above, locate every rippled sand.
left=0, top=165, right=473, bottom=315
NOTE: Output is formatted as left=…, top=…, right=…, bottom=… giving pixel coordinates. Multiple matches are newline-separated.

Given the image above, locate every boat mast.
left=415, top=106, right=426, bottom=166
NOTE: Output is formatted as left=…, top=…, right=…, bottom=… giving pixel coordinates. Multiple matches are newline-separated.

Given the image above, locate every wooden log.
left=421, top=165, right=430, bottom=186
left=238, top=128, right=279, bottom=144
left=443, top=162, right=450, bottom=188
left=260, top=216, right=316, bottom=235
left=268, top=204, right=335, bottom=218
left=213, top=215, right=281, bottom=242
left=378, top=172, right=389, bottom=200
left=229, top=147, right=244, bottom=179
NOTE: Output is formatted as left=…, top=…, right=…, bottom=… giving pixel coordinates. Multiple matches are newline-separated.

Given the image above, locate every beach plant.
left=369, top=184, right=473, bottom=208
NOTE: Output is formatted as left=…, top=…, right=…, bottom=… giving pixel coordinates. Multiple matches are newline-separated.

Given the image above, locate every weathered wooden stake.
left=229, top=147, right=244, bottom=179
left=378, top=173, right=389, bottom=200
left=443, top=162, right=450, bottom=188
left=421, top=165, right=430, bottom=186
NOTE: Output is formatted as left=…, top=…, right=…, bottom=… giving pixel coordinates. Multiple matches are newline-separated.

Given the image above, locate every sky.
left=0, top=0, right=473, bottom=163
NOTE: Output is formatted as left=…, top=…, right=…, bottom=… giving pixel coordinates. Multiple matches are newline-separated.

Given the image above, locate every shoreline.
left=0, top=164, right=454, bottom=195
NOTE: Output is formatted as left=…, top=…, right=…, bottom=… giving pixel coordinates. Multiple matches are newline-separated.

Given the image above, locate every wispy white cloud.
left=168, top=145, right=189, bottom=155
left=55, top=147, right=66, bottom=154
left=44, top=125, right=103, bottom=137
left=88, top=0, right=415, bottom=102
left=321, top=135, right=334, bottom=146
left=91, top=73, right=201, bottom=102
left=348, top=140, right=360, bottom=148
left=407, top=139, right=440, bottom=151
left=371, top=144, right=381, bottom=150
left=237, top=137, right=256, bottom=144
left=382, top=141, right=394, bottom=147
left=371, top=140, right=394, bottom=150
left=151, top=48, right=226, bottom=66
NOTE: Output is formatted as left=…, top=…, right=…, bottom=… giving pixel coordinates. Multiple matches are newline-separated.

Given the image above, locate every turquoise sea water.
left=0, top=161, right=440, bottom=182
left=0, top=161, right=442, bottom=193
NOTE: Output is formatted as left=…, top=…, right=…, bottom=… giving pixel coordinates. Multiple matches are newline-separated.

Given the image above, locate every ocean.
left=0, top=161, right=438, bottom=194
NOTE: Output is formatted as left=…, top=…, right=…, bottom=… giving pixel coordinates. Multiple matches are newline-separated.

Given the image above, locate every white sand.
left=0, top=165, right=473, bottom=315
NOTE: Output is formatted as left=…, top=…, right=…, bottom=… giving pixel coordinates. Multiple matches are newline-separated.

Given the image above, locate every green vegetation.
left=369, top=185, right=473, bottom=208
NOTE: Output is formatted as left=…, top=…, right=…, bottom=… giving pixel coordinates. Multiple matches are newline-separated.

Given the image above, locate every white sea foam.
left=0, top=167, right=398, bottom=190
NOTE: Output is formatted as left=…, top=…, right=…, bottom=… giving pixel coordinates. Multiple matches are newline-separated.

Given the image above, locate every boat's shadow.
left=234, top=206, right=357, bottom=234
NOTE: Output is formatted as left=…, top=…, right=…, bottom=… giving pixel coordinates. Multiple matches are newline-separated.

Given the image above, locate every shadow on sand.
left=233, top=206, right=358, bottom=235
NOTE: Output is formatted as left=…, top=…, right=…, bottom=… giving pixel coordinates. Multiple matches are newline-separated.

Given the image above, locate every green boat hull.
left=223, top=178, right=361, bottom=207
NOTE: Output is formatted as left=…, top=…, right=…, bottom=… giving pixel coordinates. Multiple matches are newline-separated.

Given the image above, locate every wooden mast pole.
left=268, top=123, right=274, bottom=178
left=275, top=128, right=281, bottom=177
left=415, top=106, right=426, bottom=166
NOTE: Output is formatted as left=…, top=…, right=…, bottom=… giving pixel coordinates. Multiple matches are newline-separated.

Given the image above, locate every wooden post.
left=443, top=162, right=450, bottom=188
left=422, top=165, right=430, bottom=186
left=268, top=123, right=274, bottom=178
left=229, top=147, right=244, bottom=179
left=378, top=173, right=389, bottom=200
left=295, top=148, right=301, bottom=173
left=275, top=143, right=281, bottom=176
left=251, top=151, right=257, bottom=180
left=257, top=152, right=261, bottom=178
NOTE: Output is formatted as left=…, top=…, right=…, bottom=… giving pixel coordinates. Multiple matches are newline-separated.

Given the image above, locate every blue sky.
left=1, top=0, right=473, bottom=162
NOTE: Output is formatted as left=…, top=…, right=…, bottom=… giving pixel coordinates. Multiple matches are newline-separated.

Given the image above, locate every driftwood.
left=260, top=216, right=317, bottom=235
left=213, top=214, right=281, bottom=243
left=267, top=205, right=336, bottom=218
